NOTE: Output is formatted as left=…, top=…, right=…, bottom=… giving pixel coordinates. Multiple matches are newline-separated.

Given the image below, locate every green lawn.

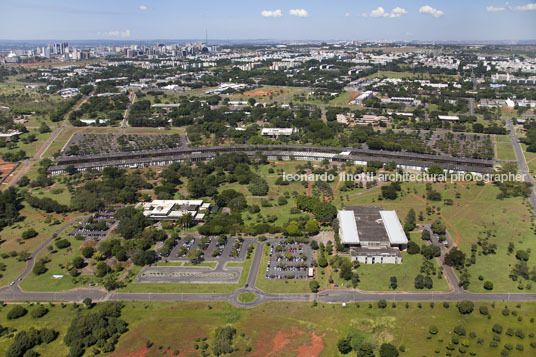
left=356, top=252, right=449, bottom=292
left=0, top=205, right=79, bottom=288
left=18, top=236, right=101, bottom=292
left=237, top=292, right=256, bottom=303
left=496, top=143, right=517, bottom=161
left=495, top=135, right=513, bottom=143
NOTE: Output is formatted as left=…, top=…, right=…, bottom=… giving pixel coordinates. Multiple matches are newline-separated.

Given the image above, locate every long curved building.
left=47, top=144, right=494, bottom=175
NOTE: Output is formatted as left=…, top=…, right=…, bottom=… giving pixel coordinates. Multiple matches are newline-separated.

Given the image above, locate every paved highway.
left=506, top=118, right=536, bottom=214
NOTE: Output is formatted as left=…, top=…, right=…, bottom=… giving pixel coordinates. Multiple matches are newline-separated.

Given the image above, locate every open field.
left=0, top=205, right=79, bottom=287
left=2, top=301, right=536, bottom=356
left=496, top=143, right=517, bottom=161
left=356, top=252, right=449, bottom=292
left=333, top=181, right=536, bottom=293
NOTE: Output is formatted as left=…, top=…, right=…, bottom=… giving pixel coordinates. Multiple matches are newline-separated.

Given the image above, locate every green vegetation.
left=237, top=292, right=256, bottom=303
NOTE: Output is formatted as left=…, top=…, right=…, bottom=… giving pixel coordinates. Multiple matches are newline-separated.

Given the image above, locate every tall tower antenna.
left=205, top=28, right=208, bottom=46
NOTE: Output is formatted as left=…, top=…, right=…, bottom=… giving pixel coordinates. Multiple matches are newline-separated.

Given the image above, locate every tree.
left=309, top=280, right=320, bottom=293
left=188, top=249, right=202, bottom=263
left=516, top=250, right=530, bottom=262
left=404, top=209, right=416, bottom=232
left=72, top=256, right=84, bottom=269
left=33, top=259, right=47, bottom=275
left=390, top=276, right=398, bottom=290
left=444, top=248, right=466, bottom=268
left=407, top=241, right=420, bottom=254
left=248, top=177, right=269, bottom=196
left=30, top=305, right=48, bottom=318
left=305, top=219, right=320, bottom=235
left=7, top=305, right=27, bottom=320
left=39, top=122, right=51, bottom=134
left=428, top=165, right=444, bottom=176
left=317, top=254, right=328, bottom=268
left=429, top=326, right=439, bottom=335
left=81, top=246, right=95, bottom=258
left=337, top=336, right=352, bottom=354
left=55, top=239, right=70, bottom=249
left=22, top=228, right=38, bottom=239
left=357, top=343, right=375, bottom=357
left=422, top=245, right=441, bottom=260
left=421, top=230, right=431, bottom=241
left=456, top=300, right=474, bottom=315
left=378, top=299, right=387, bottom=308
left=484, top=281, right=494, bottom=290
left=454, top=325, right=466, bottom=336
left=414, top=274, right=425, bottom=289
left=83, top=298, right=93, bottom=309
left=380, top=343, right=399, bottom=357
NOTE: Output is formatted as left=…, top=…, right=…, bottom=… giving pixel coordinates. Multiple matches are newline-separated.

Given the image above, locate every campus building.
left=142, top=200, right=210, bottom=221
left=338, top=206, right=408, bottom=264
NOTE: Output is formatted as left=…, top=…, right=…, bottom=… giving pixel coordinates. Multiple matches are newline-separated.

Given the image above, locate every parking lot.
left=134, top=265, right=242, bottom=284
left=168, top=236, right=252, bottom=263
left=265, top=240, right=314, bottom=280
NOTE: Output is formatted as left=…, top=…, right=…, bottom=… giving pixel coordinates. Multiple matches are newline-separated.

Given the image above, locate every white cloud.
left=419, top=5, right=444, bottom=18
left=98, top=30, right=131, bottom=38
left=363, top=6, right=407, bottom=18
left=261, top=9, right=282, bottom=18
left=486, top=6, right=506, bottom=12
left=390, top=7, right=408, bottom=18
left=369, top=6, right=387, bottom=17
left=139, top=5, right=147, bottom=11
left=514, top=3, right=536, bottom=11
left=289, top=9, right=309, bottom=17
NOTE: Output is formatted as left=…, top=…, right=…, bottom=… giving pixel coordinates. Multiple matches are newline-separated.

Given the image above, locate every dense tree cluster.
left=63, top=302, right=127, bottom=356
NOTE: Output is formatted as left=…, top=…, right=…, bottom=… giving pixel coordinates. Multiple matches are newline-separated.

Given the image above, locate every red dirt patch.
left=110, top=346, right=151, bottom=357
left=297, top=332, right=326, bottom=357
left=245, top=90, right=276, bottom=97
left=252, top=329, right=324, bottom=356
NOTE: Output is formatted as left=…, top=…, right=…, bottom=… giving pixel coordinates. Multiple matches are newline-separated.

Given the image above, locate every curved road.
left=1, top=225, right=536, bottom=307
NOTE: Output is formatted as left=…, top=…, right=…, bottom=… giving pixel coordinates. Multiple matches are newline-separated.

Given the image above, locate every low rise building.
left=338, top=206, right=408, bottom=264
left=142, top=200, right=210, bottom=221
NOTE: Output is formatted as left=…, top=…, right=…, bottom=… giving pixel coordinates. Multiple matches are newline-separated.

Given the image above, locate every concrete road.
left=506, top=118, right=536, bottom=214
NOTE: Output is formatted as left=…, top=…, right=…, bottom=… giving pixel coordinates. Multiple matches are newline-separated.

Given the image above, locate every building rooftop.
left=380, top=210, right=409, bottom=245
left=338, top=210, right=360, bottom=244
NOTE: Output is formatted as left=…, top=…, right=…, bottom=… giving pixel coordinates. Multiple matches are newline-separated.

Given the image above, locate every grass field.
left=356, top=252, right=449, bottom=292
left=496, top=143, right=517, bottom=161
left=333, top=181, right=536, bottom=293
left=495, top=135, right=513, bottom=143
left=3, top=301, right=535, bottom=356
left=0, top=205, right=79, bottom=288
left=237, top=292, right=256, bottom=303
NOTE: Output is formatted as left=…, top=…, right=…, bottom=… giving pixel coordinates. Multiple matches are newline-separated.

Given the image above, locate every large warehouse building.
left=338, top=206, right=408, bottom=264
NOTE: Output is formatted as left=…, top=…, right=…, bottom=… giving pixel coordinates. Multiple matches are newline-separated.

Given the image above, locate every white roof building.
left=338, top=210, right=360, bottom=244
left=438, top=115, right=460, bottom=122
left=380, top=210, right=408, bottom=245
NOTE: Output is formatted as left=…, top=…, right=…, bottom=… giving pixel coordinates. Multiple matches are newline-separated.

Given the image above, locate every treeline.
left=26, top=194, right=69, bottom=213
left=49, top=94, right=81, bottom=122
left=6, top=327, right=58, bottom=357
left=0, top=187, right=22, bottom=230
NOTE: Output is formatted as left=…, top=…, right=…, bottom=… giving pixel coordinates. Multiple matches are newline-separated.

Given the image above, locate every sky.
left=1, top=0, right=535, bottom=41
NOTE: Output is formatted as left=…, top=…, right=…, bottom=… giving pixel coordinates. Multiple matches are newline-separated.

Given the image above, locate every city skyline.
left=1, top=0, right=536, bottom=41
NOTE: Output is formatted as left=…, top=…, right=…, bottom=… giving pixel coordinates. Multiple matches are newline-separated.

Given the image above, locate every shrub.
left=479, top=306, right=489, bottom=315
left=379, top=343, right=399, bottom=357
left=457, top=300, right=474, bottom=315
left=30, top=305, right=48, bottom=319
left=7, top=305, right=27, bottom=320
left=429, top=326, right=439, bottom=335
left=337, top=336, right=352, bottom=354
left=377, top=299, right=387, bottom=309
left=21, top=228, right=38, bottom=239
left=484, top=281, right=494, bottom=290
left=492, top=324, right=503, bottom=334
left=55, top=239, right=71, bottom=249
left=454, top=325, right=467, bottom=336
